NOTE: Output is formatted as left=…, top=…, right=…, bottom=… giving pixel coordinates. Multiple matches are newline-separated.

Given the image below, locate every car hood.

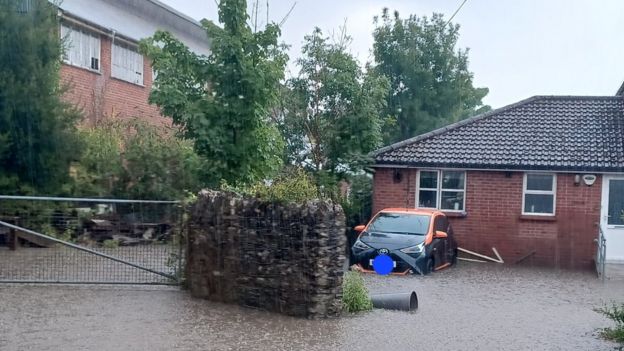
left=360, top=231, right=425, bottom=250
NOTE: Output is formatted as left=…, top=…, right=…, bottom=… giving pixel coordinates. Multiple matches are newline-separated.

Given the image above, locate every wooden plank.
left=15, top=230, right=57, bottom=248
left=458, top=247, right=504, bottom=263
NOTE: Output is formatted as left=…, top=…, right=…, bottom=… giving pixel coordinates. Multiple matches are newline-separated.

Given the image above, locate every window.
left=417, top=170, right=466, bottom=211
left=523, top=173, right=556, bottom=215
left=112, top=42, right=144, bottom=85
left=60, top=23, right=100, bottom=71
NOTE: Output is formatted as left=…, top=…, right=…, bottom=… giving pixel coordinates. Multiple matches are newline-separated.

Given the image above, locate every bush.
left=595, top=303, right=624, bottom=344
left=72, top=119, right=206, bottom=200
left=342, top=271, right=373, bottom=313
left=221, top=168, right=319, bottom=203
left=102, top=239, right=119, bottom=249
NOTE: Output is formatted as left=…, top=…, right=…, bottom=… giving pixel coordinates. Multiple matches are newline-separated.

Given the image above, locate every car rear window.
left=367, top=213, right=430, bottom=235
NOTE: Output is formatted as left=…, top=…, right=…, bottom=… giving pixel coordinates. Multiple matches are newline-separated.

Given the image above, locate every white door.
left=601, top=175, right=624, bottom=263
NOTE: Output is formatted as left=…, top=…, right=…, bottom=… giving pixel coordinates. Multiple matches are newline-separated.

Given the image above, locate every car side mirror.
left=354, top=225, right=366, bottom=232
left=434, top=230, right=448, bottom=239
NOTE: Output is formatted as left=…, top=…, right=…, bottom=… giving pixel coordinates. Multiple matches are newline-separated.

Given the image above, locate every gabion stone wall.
left=187, top=190, right=346, bottom=318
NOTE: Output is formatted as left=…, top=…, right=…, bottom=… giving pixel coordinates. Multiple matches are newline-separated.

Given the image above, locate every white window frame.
left=60, top=22, right=101, bottom=73
left=111, top=41, right=144, bottom=86
left=416, top=170, right=467, bottom=212
left=522, top=173, right=556, bottom=216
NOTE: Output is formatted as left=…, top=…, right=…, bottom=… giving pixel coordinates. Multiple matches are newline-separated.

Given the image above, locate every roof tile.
left=374, top=96, right=624, bottom=172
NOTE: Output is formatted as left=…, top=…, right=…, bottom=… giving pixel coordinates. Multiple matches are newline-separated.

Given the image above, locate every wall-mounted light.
left=582, top=174, right=597, bottom=186
left=574, top=174, right=581, bottom=186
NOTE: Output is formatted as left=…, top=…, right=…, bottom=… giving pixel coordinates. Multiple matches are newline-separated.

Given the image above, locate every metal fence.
left=595, top=225, right=606, bottom=282
left=0, top=195, right=185, bottom=285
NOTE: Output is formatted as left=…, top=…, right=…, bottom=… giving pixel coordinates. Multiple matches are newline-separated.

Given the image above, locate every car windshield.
left=367, top=213, right=430, bottom=235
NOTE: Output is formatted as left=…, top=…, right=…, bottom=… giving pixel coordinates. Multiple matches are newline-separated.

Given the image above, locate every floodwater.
left=0, top=263, right=622, bottom=351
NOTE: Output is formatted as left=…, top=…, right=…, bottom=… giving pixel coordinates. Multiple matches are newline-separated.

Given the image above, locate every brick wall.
left=373, top=168, right=601, bottom=269
left=60, top=35, right=169, bottom=126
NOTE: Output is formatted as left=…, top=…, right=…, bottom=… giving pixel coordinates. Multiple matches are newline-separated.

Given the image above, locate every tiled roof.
left=374, top=96, right=624, bottom=172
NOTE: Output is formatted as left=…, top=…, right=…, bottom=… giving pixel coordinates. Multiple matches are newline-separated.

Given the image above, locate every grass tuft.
left=342, top=271, right=373, bottom=313
left=595, top=302, right=624, bottom=344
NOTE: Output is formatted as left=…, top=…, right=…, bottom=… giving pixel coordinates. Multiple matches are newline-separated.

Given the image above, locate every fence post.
left=9, top=228, right=17, bottom=250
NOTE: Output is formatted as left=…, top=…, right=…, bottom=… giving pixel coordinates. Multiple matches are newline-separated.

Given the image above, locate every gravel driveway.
left=0, top=262, right=622, bottom=351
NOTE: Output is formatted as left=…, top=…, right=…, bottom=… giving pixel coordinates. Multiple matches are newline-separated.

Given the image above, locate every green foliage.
left=342, top=271, right=373, bottom=313
left=277, top=27, right=389, bottom=177
left=140, top=0, right=287, bottom=186
left=373, top=9, right=490, bottom=144
left=0, top=0, right=81, bottom=194
left=250, top=168, right=319, bottom=203
left=595, top=303, right=624, bottom=344
left=72, top=119, right=206, bottom=200
left=102, top=239, right=120, bottom=249
left=221, top=168, right=319, bottom=203
left=38, top=213, right=73, bottom=242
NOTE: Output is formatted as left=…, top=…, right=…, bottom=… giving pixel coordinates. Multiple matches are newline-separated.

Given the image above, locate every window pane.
left=441, top=191, right=464, bottom=211
left=442, top=171, right=465, bottom=190
left=418, top=190, right=437, bottom=208
left=419, top=171, right=437, bottom=189
left=526, top=174, right=553, bottom=191
left=608, top=180, right=624, bottom=225
left=524, top=194, right=554, bottom=214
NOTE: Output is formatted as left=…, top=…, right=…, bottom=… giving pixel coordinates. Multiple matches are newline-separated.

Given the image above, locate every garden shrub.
left=102, top=239, right=120, bottom=249
left=342, top=271, right=373, bottom=313
left=595, top=303, right=624, bottom=344
left=221, top=168, right=319, bottom=203
left=72, top=119, right=206, bottom=200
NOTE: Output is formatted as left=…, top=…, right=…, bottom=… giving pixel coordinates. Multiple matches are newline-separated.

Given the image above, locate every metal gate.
left=0, top=196, right=185, bottom=285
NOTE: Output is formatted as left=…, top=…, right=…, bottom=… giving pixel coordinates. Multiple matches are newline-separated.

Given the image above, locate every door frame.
left=600, top=175, right=624, bottom=263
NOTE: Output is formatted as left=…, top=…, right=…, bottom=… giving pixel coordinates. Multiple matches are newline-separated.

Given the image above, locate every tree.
left=0, top=0, right=81, bottom=194
left=276, top=27, right=389, bottom=180
left=140, top=0, right=287, bottom=187
left=373, top=9, right=490, bottom=144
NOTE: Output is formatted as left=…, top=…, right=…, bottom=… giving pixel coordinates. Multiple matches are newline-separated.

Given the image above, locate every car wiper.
left=377, top=231, right=424, bottom=235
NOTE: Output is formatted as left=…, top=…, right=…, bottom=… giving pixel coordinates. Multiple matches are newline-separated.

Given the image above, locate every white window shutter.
left=112, top=42, right=144, bottom=85
left=60, top=23, right=100, bottom=72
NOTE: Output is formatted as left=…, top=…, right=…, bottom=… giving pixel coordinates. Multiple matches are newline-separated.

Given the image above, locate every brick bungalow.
left=371, top=83, right=624, bottom=270
left=56, top=0, right=210, bottom=125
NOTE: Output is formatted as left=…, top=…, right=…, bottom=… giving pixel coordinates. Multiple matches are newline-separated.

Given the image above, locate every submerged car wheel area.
left=351, top=208, right=458, bottom=275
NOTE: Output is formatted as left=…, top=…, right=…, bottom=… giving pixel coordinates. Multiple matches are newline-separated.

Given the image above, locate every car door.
left=431, top=215, right=448, bottom=267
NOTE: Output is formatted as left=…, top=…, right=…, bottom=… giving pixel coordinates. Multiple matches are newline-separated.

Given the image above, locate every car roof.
left=379, top=208, right=442, bottom=216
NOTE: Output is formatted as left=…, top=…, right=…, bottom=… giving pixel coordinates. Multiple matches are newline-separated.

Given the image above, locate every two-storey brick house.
left=57, top=0, right=210, bottom=125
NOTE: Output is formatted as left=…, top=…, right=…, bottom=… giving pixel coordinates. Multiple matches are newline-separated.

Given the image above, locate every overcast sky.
left=160, top=0, right=624, bottom=109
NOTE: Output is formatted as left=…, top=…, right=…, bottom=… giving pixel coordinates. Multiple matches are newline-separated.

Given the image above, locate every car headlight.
left=352, top=239, right=371, bottom=251
left=400, top=242, right=424, bottom=254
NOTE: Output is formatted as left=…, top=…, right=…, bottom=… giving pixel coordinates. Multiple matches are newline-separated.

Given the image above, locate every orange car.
left=351, top=208, right=458, bottom=275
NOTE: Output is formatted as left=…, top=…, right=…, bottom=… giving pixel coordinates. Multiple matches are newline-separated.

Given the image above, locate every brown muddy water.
left=0, top=262, right=622, bottom=351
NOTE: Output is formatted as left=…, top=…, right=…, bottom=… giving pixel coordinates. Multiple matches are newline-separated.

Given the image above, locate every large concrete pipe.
left=370, top=291, right=418, bottom=312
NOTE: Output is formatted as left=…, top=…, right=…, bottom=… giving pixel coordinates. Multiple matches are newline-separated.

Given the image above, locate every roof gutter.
left=371, top=164, right=624, bottom=174
left=60, top=11, right=140, bottom=46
